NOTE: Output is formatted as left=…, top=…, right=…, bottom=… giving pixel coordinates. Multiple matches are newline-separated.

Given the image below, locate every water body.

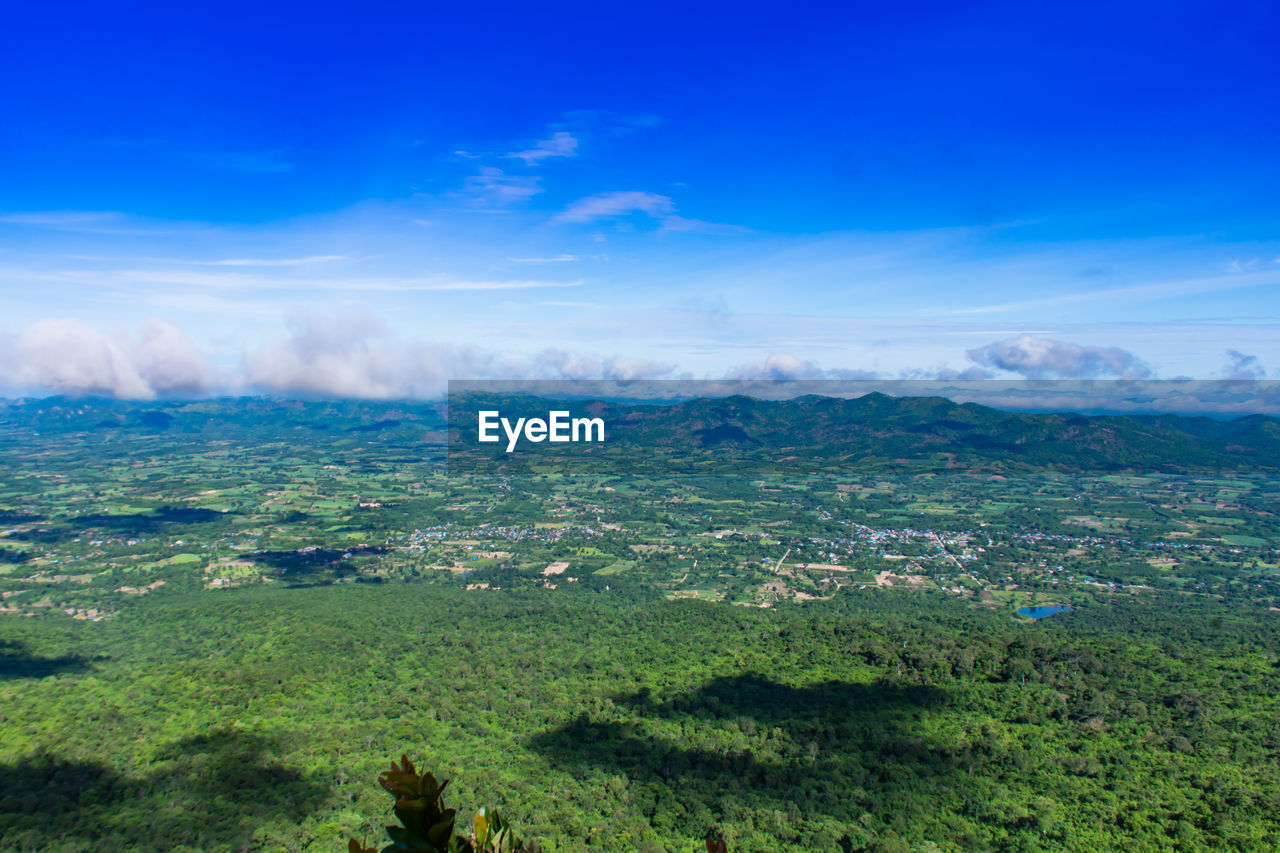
left=1017, top=604, right=1071, bottom=620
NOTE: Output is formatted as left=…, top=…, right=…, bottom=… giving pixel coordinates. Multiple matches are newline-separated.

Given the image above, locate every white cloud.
left=929, top=366, right=994, bottom=380
left=725, top=353, right=878, bottom=380
left=11, top=319, right=153, bottom=399
left=5, top=313, right=674, bottom=400
left=966, top=335, right=1152, bottom=379
left=243, top=314, right=675, bottom=398
left=1222, top=349, right=1266, bottom=379
left=4, top=313, right=1271, bottom=403
left=244, top=313, right=450, bottom=399
left=3, top=318, right=215, bottom=399
left=526, top=348, right=674, bottom=381
left=508, top=131, right=579, bottom=165
left=132, top=318, right=217, bottom=394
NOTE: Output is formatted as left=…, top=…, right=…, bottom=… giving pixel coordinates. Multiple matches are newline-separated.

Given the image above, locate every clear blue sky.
left=2, top=1, right=1278, bottom=397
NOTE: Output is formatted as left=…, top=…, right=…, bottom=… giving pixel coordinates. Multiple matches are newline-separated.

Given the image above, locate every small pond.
left=1017, top=604, right=1071, bottom=620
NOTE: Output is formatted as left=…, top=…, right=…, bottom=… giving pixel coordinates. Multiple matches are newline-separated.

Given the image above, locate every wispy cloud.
left=554, top=191, right=747, bottom=234
left=138, top=255, right=351, bottom=268
left=507, top=254, right=580, bottom=263
left=555, top=191, right=674, bottom=223
left=184, top=255, right=351, bottom=267
left=507, top=131, right=578, bottom=165
left=659, top=214, right=751, bottom=235
left=140, top=291, right=287, bottom=316
left=1, top=211, right=121, bottom=228
left=458, top=167, right=543, bottom=208
left=947, top=269, right=1280, bottom=316
left=0, top=210, right=187, bottom=236
left=190, top=148, right=294, bottom=174
left=0, top=265, right=583, bottom=293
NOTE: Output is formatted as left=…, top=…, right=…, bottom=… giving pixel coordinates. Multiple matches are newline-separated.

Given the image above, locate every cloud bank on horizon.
left=2, top=3, right=1278, bottom=400
left=0, top=314, right=1270, bottom=401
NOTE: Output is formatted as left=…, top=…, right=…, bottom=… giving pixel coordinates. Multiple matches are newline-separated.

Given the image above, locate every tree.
left=349, top=756, right=538, bottom=853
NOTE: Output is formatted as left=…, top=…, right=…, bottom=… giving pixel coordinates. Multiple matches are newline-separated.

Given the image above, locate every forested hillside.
left=3, top=584, right=1279, bottom=851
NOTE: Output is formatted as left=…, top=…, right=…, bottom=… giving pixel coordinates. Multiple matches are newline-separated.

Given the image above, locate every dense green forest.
left=2, top=395, right=1279, bottom=851
left=3, top=583, right=1279, bottom=851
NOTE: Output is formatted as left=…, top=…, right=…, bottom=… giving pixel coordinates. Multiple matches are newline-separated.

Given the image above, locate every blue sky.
left=2, top=1, right=1278, bottom=397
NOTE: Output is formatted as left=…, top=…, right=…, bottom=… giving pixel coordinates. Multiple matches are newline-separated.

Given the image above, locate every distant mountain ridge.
left=4, top=393, right=1278, bottom=472
left=452, top=391, right=1280, bottom=471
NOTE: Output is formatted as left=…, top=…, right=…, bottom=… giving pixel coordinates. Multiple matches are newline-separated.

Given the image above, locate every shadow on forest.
left=530, top=674, right=965, bottom=840
left=75, top=506, right=228, bottom=534
left=0, top=510, right=42, bottom=524
left=4, top=528, right=65, bottom=545
left=0, top=729, right=329, bottom=850
left=614, top=673, right=948, bottom=724
left=0, top=640, right=95, bottom=681
left=247, top=545, right=387, bottom=583
left=7, top=507, right=232, bottom=545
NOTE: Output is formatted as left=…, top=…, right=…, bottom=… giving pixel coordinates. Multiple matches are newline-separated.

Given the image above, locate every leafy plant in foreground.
left=349, top=755, right=538, bottom=853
